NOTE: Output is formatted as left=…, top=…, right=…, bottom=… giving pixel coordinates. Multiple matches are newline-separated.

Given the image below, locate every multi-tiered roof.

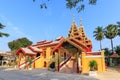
left=68, top=19, right=92, bottom=52
left=16, top=18, right=92, bottom=55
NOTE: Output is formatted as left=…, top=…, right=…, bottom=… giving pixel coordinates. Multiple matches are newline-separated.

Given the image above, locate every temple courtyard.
left=0, top=67, right=120, bottom=80
left=0, top=68, right=97, bottom=80
left=94, top=67, right=120, bottom=80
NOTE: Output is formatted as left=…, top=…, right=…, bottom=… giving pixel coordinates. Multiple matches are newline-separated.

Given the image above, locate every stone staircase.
left=60, top=57, right=77, bottom=74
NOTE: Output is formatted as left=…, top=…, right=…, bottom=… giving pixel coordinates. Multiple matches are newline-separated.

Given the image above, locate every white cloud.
left=12, top=27, right=25, bottom=35
left=0, top=15, right=32, bottom=39
left=0, top=15, right=33, bottom=51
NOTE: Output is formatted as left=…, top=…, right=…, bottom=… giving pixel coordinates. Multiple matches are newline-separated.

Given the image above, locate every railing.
left=25, top=56, right=40, bottom=67
left=19, top=56, right=40, bottom=69
left=59, top=56, right=71, bottom=69
left=19, top=62, right=29, bottom=69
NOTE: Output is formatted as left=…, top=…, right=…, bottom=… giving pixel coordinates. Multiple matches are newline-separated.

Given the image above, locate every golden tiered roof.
left=68, top=19, right=92, bottom=48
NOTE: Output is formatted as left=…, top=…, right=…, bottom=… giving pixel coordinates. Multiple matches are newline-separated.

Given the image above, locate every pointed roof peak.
left=80, top=18, right=82, bottom=26
left=80, top=18, right=84, bottom=28
left=79, top=18, right=83, bottom=26
left=72, top=14, right=75, bottom=23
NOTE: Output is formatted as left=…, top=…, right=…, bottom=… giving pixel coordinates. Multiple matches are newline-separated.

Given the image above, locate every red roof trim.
left=110, top=53, right=119, bottom=57
left=52, top=38, right=65, bottom=52
left=38, top=42, right=59, bottom=48
left=16, top=48, right=26, bottom=55
left=37, top=40, right=46, bottom=44
left=28, top=46, right=42, bottom=53
left=15, top=48, right=36, bottom=55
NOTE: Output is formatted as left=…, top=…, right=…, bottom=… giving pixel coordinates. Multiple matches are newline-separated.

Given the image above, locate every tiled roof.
left=21, top=48, right=36, bottom=54
left=110, top=53, right=119, bottom=57
left=16, top=47, right=36, bottom=55
left=55, top=36, right=63, bottom=41
left=28, top=46, right=42, bottom=52
left=38, top=38, right=63, bottom=47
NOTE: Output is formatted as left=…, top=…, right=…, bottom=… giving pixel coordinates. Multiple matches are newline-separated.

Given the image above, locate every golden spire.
left=72, top=14, right=75, bottom=23
left=80, top=18, right=82, bottom=26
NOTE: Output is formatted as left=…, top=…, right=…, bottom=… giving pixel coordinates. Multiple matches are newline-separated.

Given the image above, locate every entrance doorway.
left=44, top=61, right=47, bottom=67
left=36, top=53, right=40, bottom=57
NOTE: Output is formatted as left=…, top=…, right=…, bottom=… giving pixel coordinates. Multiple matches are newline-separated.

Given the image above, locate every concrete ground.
left=95, top=67, right=120, bottom=80
left=0, top=67, right=120, bottom=80
left=0, top=68, right=98, bottom=80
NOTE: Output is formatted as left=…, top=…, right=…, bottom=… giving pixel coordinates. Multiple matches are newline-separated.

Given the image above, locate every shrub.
left=89, top=60, right=97, bottom=71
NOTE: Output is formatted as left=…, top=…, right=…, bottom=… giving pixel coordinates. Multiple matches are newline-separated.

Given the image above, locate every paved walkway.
left=0, top=68, right=98, bottom=80
left=1, top=67, right=120, bottom=80
left=95, top=67, right=120, bottom=80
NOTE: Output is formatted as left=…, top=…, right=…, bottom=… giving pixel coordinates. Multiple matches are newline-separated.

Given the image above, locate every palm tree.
left=116, top=22, right=120, bottom=36
left=0, top=23, right=9, bottom=37
left=114, top=45, right=120, bottom=55
left=104, top=24, right=118, bottom=54
left=93, top=26, right=104, bottom=50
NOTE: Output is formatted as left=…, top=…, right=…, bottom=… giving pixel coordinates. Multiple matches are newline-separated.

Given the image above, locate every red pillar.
left=34, top=62, right=35, bottom=69
left=76, top=62, right=79, bottom=73
left=56, top=49, right=60, bottom=72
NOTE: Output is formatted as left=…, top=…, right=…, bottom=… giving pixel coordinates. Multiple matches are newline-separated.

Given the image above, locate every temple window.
left=44, top=51, right=46, bottom=58
left=74, top=30, right=77, bottom=32
left=68, top=34, right=70, bottom=37
left=82, top=35, right=85, bottom=37
left=36, top=52, right=40, bottom=57
left=76, top=37, right=81, bottom=40
left=87, top=45, right=91, bottom=47
left=64, top=52, right=67, bottom=60
left=74, top=33, right=78, bottom=36
left=43, top=61, right=47, bottom=67
left=53, top=52, right=55, bottom=56
left=52, top=52, right=55, bottom=58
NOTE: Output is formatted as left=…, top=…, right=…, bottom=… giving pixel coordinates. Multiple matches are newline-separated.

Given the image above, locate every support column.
left=76, top=52, right=79, bottom=73
left=81, top=52, right=86, bottom=73
left=101, top=51, right=105, bottom=71
left=57, top=50, right=60, bottom=72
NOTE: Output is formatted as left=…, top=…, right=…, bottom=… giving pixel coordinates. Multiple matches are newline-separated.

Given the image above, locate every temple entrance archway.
left=58, top=42, right=82, bottom=73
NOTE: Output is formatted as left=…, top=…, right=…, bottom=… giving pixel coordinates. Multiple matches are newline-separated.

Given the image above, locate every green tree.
left=33, top=0, right=97, bottom=12
left=104, top=24, right=118, bottom=54
left=116, top=22, right=120, bottom=36
left=0, top=23, right=9, bottom=37
left=102, top=48, right=110, bottom=56
left=93, top=26, right=104, bottom=50
left=114, top=45, right=120, bottom=55
left=8, top=37, right=32, bottom=51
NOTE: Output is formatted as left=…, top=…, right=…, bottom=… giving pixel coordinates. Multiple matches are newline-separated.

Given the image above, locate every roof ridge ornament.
left=80, top=18, right=82, bottom=26
left=72, top=14, right=75, bottom=23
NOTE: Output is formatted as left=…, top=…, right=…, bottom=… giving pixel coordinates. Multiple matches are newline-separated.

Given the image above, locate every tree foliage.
left=102, top=48, right=110, bottom=56
left=104, top=24, right=118, bottom=53
left=0, top=23, right=9, bottom=37
left=33, top=0, right=97, bottom=12
left=8, top=37, right=33, bottom=51
left=114, top=45, right=120, bottom=55
left=93, top=26, right=104, bottom=50
left=89, top=60, right=97, bottom=71
left=94, top=21, right=120, bottom=53
left=116, top=22, right=120, bottom=36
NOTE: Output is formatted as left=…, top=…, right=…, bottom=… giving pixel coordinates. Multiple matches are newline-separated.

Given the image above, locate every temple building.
left=16, top=19, right=105, bottom=73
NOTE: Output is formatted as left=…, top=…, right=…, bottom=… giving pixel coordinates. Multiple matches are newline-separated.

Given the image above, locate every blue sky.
left=0, top=0, right=120, bottom=52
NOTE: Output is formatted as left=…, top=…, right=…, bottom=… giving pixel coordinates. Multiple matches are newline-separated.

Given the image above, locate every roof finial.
left=72, top=14, right=75, bottom=23
left=80, top=18, right=82, bottom=26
